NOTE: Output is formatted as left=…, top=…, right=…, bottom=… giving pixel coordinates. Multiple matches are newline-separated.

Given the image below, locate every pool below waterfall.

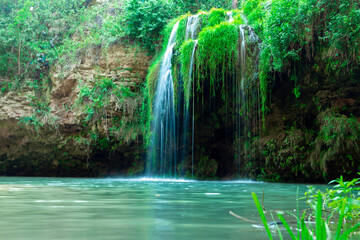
left=0, top=177, right=321, bottom=240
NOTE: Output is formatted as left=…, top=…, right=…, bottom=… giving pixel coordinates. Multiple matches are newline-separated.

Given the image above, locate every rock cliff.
left=0, top=41, right=151, bottom=177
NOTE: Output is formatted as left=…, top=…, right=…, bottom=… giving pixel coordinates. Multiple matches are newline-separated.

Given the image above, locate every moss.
left=232, top=9, right=244, bottom=25
left=311, top=111, right=360, bottom=174
left=179, top=39, right=196, bottom=108
left=202, top=8, right=227, bottom=28
left=172, top=15, right=189, bottom=105
left=196, top=22, right=239, bottom=99
left=175, top=14, right=190, bottom=50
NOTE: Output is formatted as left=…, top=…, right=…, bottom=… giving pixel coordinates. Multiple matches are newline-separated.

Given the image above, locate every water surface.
left=0, top=177, right=317, bottom=240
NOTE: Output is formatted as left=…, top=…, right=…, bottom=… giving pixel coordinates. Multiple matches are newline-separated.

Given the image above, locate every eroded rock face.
left=0, top=42, right=151, bottom=177
left=257, top=69, right=360, bottom=182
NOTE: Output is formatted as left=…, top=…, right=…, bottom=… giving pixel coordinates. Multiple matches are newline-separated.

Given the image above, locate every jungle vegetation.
left=0, top=0, right=359, bottom=181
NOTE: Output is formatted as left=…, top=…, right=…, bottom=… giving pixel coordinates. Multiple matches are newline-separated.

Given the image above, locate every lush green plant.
left=242, top=0, right=360, bottom=120
left=77, top=77, right=135, bottom=123
left=252, top=188, right=360, bottom=240
left=242, top=0, right=266, bottom=35
left=19, top=93, right=58, bottom=131
left=201, top=8, right=227, bottom=28
left=122, top=0, right=174, bottom=54
left=305, top=175, right=360, bottom=228
left=0, top=0, right=88, bottom=80
left=76, top=76, right=145, bottom=153
left=196, top=22, right=239, bottom=98
left=172, top=0, right=234, bottom=14
left=311, top=111, right=360, bottom=174
left=179, top=39, right=196, bottom=107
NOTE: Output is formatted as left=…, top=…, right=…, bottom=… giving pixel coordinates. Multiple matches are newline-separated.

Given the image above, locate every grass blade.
left=339, top=223, right=360, bottom=240
left=296, top=187, right=300, bottom=240
left=316, top=191, right=323, bottom=240
left=252, top=192, right=273, bottom=240
left=278, top=213, right=298, bottom=240
left=301, top=217, right=311, bottom=239
left=335, top=200, right=346, bottom=240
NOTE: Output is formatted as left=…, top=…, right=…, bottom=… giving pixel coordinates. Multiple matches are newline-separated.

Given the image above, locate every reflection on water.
left=0, top=177, right=317, bottom=240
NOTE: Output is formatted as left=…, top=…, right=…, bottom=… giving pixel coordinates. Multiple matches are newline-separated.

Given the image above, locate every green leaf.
left=252, top=192, right=273, bottom=240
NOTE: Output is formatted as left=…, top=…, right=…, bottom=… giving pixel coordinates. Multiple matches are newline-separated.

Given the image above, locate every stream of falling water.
left=185, top=15, right=200, bottom=40
left=147, top=21, right=180, bottom=177
left=182, top=15, right=200, bottom=178
left=239, top=25, right=247, bottom=169
left=236, top=25, right=262, bottom=174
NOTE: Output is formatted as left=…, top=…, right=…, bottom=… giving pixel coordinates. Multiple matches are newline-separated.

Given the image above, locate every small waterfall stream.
left=185, top=15, right=200, bottom=40
left=181, top=15, right=201, bottom=178
left=235, top=25, right=261, bottom=174
left=147, top=21, right=180, bottom=177
left=227, top=12, right=234, bottom=22
left=189, top=40, right=198, bottom=177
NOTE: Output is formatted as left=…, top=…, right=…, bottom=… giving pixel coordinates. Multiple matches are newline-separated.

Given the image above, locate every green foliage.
left=0, top=0, right=88, bottom=79
left=194, top=147, right=218, bottom=179
left=196, top=22, right=239, bottom=98
left=76, top=76, right=143, bottom=151
left=305, top=175, right=360, bottom=237
left=231, top=9, right=245, bottom=25
left=311, top=111, right=360, bottom=173
left=293, top=85, right=301, bottom=99
left=175, top=14, right=189, bottom=50
left=123, top=0, right=173, bottom=54
left=19, top=94, right=58, bottom=131
left=242, top=0, right=360, bottom=119
left=262, top=0, right=302, bottom=72
left=172, top=0, right=233, bottom=14
left=242, top=0, right=266, bottom=34
left=56, top=0, right=126, bottom=65
left=77, top=77, right=134, bottom=123
left=201, top=8, right=227, bottom=28
left=253, top=185, right=360, bottom=240
left=179, top=39, right=196, bottom=107
left=252, top=192, right=273, bottom=240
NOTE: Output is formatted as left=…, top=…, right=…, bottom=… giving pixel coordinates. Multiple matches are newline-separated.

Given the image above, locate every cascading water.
left=147, top=11, right=261, bottom=178
left=180, top=15, right=201, bottom=178
left=147, top=21, right=180, bottom=177
left=185, top=40, right=198, bottom=177
left=184, top=15, right=200, bottom=177
left=185, top=15, right=200, bottom=40
left=235, top=25, right=261, bottom=174
left=227, top=12, right=234, bottom=23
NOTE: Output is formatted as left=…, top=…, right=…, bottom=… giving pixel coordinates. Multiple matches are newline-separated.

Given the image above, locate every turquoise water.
left=0, top=177, right=315, bottom=240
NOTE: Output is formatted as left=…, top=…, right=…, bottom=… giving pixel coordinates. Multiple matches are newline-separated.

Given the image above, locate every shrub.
left=123, top=0, right=173, bottom=54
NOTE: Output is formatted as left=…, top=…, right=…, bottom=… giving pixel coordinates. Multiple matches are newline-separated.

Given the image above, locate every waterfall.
left=146, top=11, right=261, bottom=179
left=239, top=25, right=248, bottom=170
left=236, top=25, right=261, bottom=175
left=181, top=15, right=201, bottom=178
left=227, top=12, right=234, bottom=23
left=183, top=40, right=198, bottom=178
left=185, top=15, right=200, bottom=40
left=147, top=21, right=180, bottom=177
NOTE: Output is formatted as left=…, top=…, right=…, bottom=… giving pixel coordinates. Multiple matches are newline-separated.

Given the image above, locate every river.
left=0, top=177, right=320, bottom=240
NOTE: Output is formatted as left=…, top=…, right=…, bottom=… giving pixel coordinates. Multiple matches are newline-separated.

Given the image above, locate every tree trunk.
left=232, top=0, right=238, bottom=9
